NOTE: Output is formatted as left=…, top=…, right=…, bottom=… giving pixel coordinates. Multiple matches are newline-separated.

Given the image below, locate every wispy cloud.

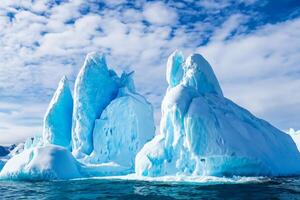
left=0, top=0, right=299, bottom=144
left=143, top=2, right=178, bottom=25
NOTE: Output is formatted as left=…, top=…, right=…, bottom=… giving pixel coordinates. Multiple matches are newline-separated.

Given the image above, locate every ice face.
left=72, top=52, right=119, bottom=157
left=0, top=145, right=81, bottom=180
left=182, top=54, right=223, bottom=96
left=87, top=87, right=155, bottom=169
left=166, top=50, right=184, bottom=88
left=0, top=52, right=154, bottom=179
left=287, top=128, right=300, bottom=152
left=135, top=51, right=300, bottom=177
left=43, top=76, right=73, bottom=149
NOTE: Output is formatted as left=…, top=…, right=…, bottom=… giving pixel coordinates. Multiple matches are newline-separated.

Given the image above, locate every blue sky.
left=0, top=0, right=299, bottom=145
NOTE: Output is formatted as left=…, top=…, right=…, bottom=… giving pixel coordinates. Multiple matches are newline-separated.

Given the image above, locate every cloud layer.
left=0, top=0, right=299, bottom=144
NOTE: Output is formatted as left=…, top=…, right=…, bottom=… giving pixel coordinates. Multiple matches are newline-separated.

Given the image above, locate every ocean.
left=1, top=176, right=300, bottom=199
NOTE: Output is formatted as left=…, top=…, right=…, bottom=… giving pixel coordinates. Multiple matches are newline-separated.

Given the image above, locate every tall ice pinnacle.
left=72, top=52, right=119, bottom=157
left=43, top=76, right=73, bottom=148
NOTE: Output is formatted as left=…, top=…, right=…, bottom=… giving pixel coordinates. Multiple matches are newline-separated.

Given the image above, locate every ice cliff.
left=135, top=51, right=300, bottom=177
left=88, top=78, right=155, bottom=168
left=72, top=53, right=120, bottom=157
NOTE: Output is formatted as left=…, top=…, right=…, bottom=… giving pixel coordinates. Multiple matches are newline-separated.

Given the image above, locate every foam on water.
left=86, top=174, right=271, bottom=185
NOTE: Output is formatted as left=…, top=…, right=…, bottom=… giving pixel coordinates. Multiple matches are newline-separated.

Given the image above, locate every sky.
left=0, top=0, right=299, bottom=145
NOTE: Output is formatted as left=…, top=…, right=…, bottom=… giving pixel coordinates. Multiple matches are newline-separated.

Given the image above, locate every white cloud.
left=198, top=17, right=300, bottom=129
left=0, top=0, right=299, bottom=144
left=0, top=101, right=45, bottom=145
left=143, top=2, right=178, bottom=26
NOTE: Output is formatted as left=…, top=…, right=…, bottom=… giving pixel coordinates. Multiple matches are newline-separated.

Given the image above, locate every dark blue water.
left=1, top=177, right=300, bottom=199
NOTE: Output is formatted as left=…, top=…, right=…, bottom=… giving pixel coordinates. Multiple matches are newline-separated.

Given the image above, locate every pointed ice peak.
left=166, top=50, right=184, bottom=87
left=83, top=52, right=108, bottom=71
left=183, top=53, right=223, bottom=96
left=60, top=75, right=68, bottom=83
left=51, top=76, right=71, bottom=105
left=43, top=75, right=73, bottom=149
left=72, top=52, right=119, bottom=156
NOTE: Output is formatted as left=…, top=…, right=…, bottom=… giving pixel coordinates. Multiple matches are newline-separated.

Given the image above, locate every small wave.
left=81, top=174, right=272, bottom=185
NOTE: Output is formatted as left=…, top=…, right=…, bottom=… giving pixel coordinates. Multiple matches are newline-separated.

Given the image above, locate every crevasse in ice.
left=135, top=51, right=300, bottom=177
left=43, top=76, right=73, bottom=149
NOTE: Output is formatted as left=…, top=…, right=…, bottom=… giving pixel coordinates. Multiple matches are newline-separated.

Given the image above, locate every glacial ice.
left=72, top=52, right=119, bottom=157
left=43, top=76, right=73, bottom=149
left=88, top=85, right=155, bottom=169
left=135, top=51, right=300, bottom=177
left=0, top=52, right=155, bottom=180
left=1, top=51, right=300, bottom=181
left=0, top=145, right=81, bottom=180
left=287, top=128, right=300, bottom=152
left=24, top=135, right=42, bottom=150
left=0, top=160, right=5, bottom=171
left=71, top=52, right=155, bottom=167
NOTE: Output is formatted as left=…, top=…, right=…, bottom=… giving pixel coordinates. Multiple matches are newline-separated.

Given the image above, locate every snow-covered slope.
left=135, top=51, right=300, bottom=177
left=0, top=145, right=81, bottom=180
left=43, top=76, right=73, bottom=149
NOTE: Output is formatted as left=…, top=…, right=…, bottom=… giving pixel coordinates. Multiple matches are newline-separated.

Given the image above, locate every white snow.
left=0, top=145, right=82, bottom=180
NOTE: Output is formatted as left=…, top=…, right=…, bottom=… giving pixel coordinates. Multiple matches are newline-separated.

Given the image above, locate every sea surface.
left=1, top=177, right=300, bottom=199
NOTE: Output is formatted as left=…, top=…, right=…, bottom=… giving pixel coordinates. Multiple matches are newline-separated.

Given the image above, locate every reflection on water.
left=0, top=177, right=300, bottom=199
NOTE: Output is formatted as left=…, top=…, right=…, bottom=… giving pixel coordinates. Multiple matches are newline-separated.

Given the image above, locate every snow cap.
left=183, top=53, right=223, bottom=96
left=84, top=52, right=108, bottom=71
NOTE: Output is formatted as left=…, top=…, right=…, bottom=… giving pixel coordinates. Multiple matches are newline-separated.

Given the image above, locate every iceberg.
left=0, top=145, right=81, bottom=180
left=87, top=73, right=155, bottom=170
left=43, top=76, right=73, bottom=149
left=1, top=51, right=300, bottom=181
left=72, top=52, right=119, bottom=157
left=136, top=51, right=300, bottom=177
left=0, top=52, right=155, bottom=180
left=71, top=52, right=155, bottom=166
